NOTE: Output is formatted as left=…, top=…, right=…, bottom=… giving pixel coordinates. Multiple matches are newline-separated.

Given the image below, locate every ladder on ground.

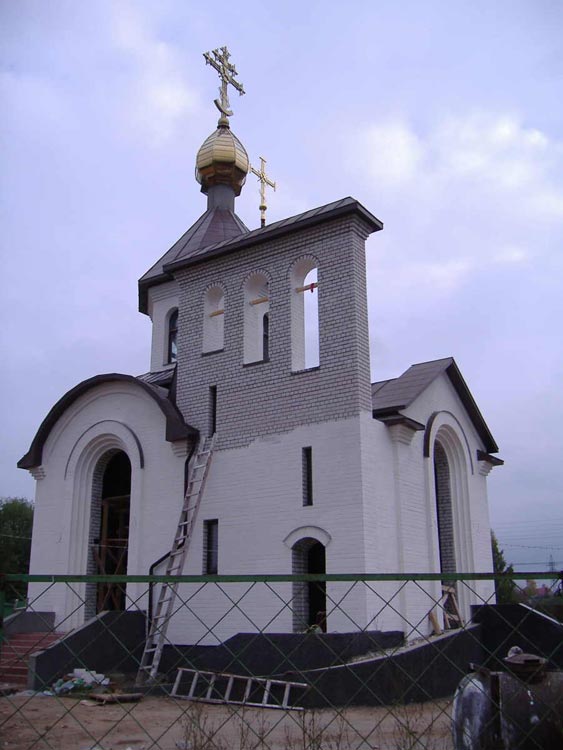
left=136, top=435, right=216, bottom=685
left=171, top=668, right=308, bottom=710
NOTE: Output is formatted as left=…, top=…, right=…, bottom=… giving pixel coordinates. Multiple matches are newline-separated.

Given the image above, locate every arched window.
left=434, top=441, right=456, bottom=577
left=167, top=309, right=178, bottom=364
left=430, top=421, right=474, bottom=627
left=290, top=258, right=319, bottom=371
left=243, top=273, right=270, bottom=364
left=203, top=286, right=225, bottom=353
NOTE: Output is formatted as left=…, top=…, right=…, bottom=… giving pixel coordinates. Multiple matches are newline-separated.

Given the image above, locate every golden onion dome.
left=195, top=122, right=249, bottom=197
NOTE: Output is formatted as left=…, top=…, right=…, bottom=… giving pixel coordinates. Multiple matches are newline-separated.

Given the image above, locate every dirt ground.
left=0, top=693, right=454, bottom=750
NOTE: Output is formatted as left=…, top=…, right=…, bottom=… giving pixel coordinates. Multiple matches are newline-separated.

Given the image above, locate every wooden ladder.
left=440, top=584, right=463, bottom=629
left=171, top=668, right=308, bottom=710
left=136, top=435, right=216, bottom=685
left=428, top=584, right=463, bottom=634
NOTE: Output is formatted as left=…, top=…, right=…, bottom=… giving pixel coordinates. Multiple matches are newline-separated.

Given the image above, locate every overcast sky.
left=2, top=1, right=562, bottom=572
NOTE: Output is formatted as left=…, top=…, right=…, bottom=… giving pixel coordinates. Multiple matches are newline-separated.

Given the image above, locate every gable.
left=372, top=357, right=499, bottom=454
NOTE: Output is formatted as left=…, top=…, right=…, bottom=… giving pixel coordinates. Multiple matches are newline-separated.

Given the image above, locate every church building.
left=19, top=48, right=502, bottom=652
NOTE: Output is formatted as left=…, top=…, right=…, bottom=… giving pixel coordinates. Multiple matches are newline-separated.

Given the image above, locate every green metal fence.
left=1, top=572, right=562, bottom=749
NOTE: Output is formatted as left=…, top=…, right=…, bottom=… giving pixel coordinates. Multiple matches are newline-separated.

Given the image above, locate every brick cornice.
left=374, top=412, right=425, bottom=445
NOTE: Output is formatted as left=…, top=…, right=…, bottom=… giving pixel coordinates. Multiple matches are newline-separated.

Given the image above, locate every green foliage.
left=0, top=497, right=34, bottom=600
left=491, top=531, right=518, bottom=604
left=519, top=579, right=538, bottom=601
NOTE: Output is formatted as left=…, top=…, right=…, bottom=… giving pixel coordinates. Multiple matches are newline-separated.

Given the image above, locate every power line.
left=501, top=544, right=563, bottom=549
left=494, top=518, right=563, bottom=526
left=510, top=561, right=563, bottom=566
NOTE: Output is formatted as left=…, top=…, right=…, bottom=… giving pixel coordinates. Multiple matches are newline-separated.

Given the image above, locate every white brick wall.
left=167, top=414, right=371, bottom=643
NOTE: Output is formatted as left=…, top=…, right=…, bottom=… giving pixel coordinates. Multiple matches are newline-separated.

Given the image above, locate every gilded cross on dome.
left=250, top=157, right=276, bottom=227
left=203, top=46, right=245, bottom=121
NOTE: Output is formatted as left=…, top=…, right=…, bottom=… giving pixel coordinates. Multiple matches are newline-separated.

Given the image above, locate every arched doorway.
left=90, top=450, right=131, bottom=613
left=292, top=537, right=326, bottom=632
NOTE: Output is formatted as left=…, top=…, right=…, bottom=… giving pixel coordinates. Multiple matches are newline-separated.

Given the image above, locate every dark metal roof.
left=372, top=358, right=455, bottom=412
left=138, top=196, right=383, bottom=313
left=163, top=196, right=383, bottom=273
left=477, top=450, right=504, bottom=467
left=137, top=369, right=176, bottom=388
left=18, top=373, right=198, bottom=470
left=138, top=207, right=248, bottom=313
left=372, top=357, right=499, bottom=454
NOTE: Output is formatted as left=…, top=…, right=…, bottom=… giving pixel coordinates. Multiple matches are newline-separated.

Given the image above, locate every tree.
left=518, top=579, right=538, bottom=602
left=0, top=497, right=34, bottom=600
left=491, top=531, right=518, bottom=604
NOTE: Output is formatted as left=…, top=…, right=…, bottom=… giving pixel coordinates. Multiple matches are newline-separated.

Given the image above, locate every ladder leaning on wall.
left=136, top=434, right=216, bottom=685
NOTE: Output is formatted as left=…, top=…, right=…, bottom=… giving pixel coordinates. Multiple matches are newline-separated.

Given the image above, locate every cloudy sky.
left=2, top=1, right=562, bottom=572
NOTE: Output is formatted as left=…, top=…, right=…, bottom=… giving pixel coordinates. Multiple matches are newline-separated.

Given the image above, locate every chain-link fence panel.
left=1, top=572, right=562, bottom=749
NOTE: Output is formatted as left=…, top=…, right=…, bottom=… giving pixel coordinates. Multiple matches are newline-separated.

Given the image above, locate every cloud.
left=109, top=1, right=200, bottom=145
left=358, top=113, right=563, bottom=221
left=491, top=245, right=529, bottom=265
left=361, top=121, right=423, bottom=186
left=354, top=112, right=563, bottom=304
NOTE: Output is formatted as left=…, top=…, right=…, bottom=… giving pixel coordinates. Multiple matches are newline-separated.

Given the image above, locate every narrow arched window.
left=290, top=259, right=319, bottom=371
left=434, top=441, right=456, bottom=576
left=243, top=273, right=270, bottom=364
left=262, top=313, right=270, bottom=362
left=203, top=287, right=225, bottom=353
left=167, top=309, right=178, bottom=364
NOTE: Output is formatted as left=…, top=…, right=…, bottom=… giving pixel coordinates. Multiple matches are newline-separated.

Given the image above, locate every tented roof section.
left=139, top=207, right=248, bottom=313
left=372, top=357, right=499, bottom=454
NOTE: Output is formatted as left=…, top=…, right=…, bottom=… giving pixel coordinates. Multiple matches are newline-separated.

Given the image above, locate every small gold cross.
left=203, top=46, right=245, bottom=121
left=250, top=157, right=276, bottom=227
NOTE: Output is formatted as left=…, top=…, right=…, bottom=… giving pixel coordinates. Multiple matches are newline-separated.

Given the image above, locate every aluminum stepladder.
left=136, top=434, right=215, bottom=685
left=171, top=668, right=308, bottom=710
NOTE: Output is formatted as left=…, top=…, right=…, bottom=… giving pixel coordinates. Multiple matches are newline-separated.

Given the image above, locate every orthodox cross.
left=250, top=157, right=276, bottom=227
left=203, top=46, right=245, bottom=119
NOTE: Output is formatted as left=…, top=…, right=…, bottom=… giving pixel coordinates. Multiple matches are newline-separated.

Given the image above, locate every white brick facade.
left=24, top=196, right=499, bottom=643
